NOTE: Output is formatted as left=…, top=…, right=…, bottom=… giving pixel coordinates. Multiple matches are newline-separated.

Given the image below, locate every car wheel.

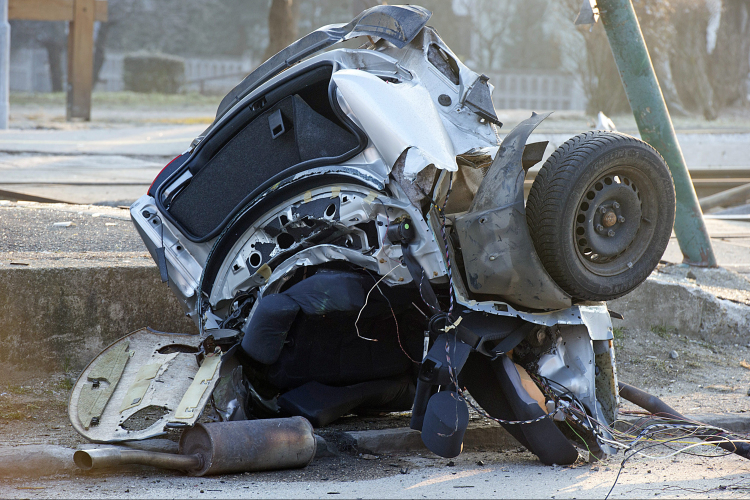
left=526, top=131, right=676, bottom=301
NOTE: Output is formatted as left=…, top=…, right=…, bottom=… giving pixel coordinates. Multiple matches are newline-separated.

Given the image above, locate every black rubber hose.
left=618, top=382, right=750, bottom=459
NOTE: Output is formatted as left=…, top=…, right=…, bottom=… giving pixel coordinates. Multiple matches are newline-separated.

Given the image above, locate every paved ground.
left=0, top=450, right=749, bottom=499
left=1, top=104, right=749, bottom=205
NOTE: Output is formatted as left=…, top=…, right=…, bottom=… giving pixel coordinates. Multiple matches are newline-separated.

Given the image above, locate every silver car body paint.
left=332, top=68, right=458, bottom=180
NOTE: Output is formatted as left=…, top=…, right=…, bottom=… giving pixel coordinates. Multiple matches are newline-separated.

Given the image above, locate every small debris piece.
left=705, top=385, right=736, bottom=393
left=105, top=223, right=118, bottom=226
left=476, top=460, right=485, bottom=466
left=454, top=485, right=475, bottom=488
left=360, top=453, right=379, bottom=460
left=669, top=350, right=679, bottom=359
left=327, top=492, right=340, bottom=495
left=9, top=262, right=29, bottom=266
left=686, top=270, right=697, bottom=280
left=746, top=387, right=750, bottom=397
left=446, top=461, right=456, bottom=467
left=740, top=360, right=750, bottom=371
left=400, top=467, right=409, bottom=474
left=52, top=221, right=74, bottom=227
left=591, top=466, right=599, bottom=471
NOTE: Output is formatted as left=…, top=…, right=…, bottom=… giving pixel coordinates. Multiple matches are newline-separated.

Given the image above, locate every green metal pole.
left=597, top=0, right=717, bottom=267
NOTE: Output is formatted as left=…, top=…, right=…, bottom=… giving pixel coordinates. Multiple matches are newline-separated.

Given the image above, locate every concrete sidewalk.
left=0, top=125, right=204, bottom=156
left=0, top=124, right=748, bottom=205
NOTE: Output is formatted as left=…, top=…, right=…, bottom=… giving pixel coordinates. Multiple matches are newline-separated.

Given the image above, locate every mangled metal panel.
left=332, top=69, right=457, bottom=180
left=455, top=113, right=571, bottom=310
left=69, top=328, right=221, bottom=442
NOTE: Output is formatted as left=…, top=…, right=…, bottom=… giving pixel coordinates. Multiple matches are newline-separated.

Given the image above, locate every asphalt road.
left=0, top=125, right=748, bottom=205
left=0, top=450, right=748, bottom=499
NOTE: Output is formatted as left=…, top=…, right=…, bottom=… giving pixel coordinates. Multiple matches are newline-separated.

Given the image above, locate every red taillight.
left=148, top=155, right=181, bottom=195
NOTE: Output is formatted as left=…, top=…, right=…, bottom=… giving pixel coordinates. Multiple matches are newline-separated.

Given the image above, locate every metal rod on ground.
left=0, top=0, right=9, bottom=130
left=699, top=182, right=750, bottom=212
left=597, top=0, right=717, bottom=267
left=618, top=382, right=750, bottom=459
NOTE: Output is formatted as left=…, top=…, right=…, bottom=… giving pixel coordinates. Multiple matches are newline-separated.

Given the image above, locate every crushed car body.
left=71, top=4, right=679, bottom=466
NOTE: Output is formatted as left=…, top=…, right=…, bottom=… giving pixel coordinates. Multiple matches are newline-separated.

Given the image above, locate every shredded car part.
left=69, top=4, right=682, bottom=466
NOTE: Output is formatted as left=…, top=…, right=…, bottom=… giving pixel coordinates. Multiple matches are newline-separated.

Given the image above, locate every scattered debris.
left=740, top=360, right=750, bottom=370
left=705, top=385, right=737, bottom=393
left=446, top=461, right=456, bottom=467
left=360, top=454, right=379, bottom=460
left=476, top=460, right=485, bottom=466
left=9, top=262, right=29, bottom=266
left=52, top=221, right=74, bottom=227
left=669, top=350, right=679, bottom=359
left=686, top=270, right=697, bottom=280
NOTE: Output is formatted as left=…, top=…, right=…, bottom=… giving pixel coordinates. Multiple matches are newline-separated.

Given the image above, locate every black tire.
left=526, top=131, right=675, bottom=301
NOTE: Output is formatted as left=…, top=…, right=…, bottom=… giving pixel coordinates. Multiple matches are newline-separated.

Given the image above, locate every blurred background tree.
left=8, top=0, right=749, bottom=118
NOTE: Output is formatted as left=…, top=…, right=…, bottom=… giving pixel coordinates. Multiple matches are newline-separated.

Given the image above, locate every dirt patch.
left=0, top=372, right=85, bottom=449
left=613, top=323, right=750, bottom=415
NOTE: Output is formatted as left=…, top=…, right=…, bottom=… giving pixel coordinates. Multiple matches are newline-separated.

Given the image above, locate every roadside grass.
left=650, top=324, right=678, bottom=339
left=55, top=378, right=74, bottom=392
left=6, top=385, right=32, bottom=396
left=613, top=326, right=625, bottom=348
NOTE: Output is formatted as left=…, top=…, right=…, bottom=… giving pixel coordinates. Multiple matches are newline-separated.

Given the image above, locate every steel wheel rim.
left=573, top=166, right=658, bottom=277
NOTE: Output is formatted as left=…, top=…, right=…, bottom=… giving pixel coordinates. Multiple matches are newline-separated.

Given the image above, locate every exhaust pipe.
left=75, top=416, right=317, bottom=476
left=74, top=448, right=201, bottom=472
left=618, top=382, right=750, bottom=460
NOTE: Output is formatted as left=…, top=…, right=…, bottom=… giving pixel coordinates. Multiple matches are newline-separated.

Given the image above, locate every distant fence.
left=10, top=50, right=586, bottom=110
left=9, top=48, right=53, bottom=93
left=487, top=71, right=586, bottom=111
left=10, top=49, right=254, bottom=95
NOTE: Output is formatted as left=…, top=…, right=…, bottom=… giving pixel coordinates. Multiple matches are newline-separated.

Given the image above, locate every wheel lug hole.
left=608, top=230, right=615, bottom=237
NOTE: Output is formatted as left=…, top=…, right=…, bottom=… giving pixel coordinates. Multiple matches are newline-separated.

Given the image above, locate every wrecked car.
left=70, top=5, right=678, bottom=466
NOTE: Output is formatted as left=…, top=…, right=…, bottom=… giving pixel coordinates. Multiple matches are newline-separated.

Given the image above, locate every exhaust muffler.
left=74, top=416, right=317, bottom=476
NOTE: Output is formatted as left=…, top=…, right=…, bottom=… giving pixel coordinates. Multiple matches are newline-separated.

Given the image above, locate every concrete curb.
left=0, top=264, right=196, bottom=373
left=342, top=422, right=518, bottom=456
left=610, top=269, right=750, bottom=344
left=0, top=414, right=746, bottom=477
left=0, top=445, right=75, bottom=478
left=341, top=414, right=750, bottom=456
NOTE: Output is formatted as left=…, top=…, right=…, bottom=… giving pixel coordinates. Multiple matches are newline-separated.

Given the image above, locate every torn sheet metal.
left=69, top=328, right=221, bottom=442
left=455, top=113, right=571, bottom=309
left=332, top=69, right=458, bottom=180
left=208, top=186, right=445, bottom=308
